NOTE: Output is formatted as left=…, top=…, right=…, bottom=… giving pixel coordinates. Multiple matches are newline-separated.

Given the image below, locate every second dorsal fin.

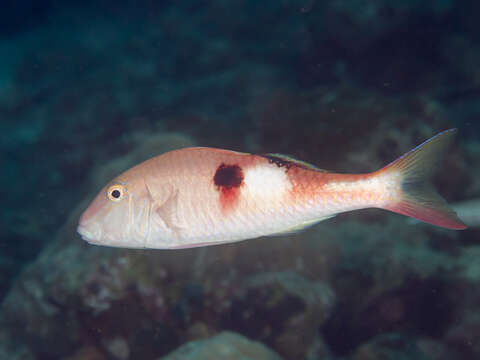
left=262, top=153, right=330, bottom=172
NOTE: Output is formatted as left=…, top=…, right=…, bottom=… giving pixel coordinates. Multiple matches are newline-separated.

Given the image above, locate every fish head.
left=77, top=173, right=153, bottom=248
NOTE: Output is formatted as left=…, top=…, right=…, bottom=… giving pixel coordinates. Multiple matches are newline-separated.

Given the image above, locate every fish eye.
left=107, top=184, right=126, bottom=202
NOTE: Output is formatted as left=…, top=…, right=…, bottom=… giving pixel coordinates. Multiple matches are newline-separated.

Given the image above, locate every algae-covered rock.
left=351, top=333, right=457, bottom=360
left=221, top=271, right=335, bottom=359
left=63, top=346, right=106, bottom=360
left=442, top=246, right=480, bottom=358
left=158, top=331, right=283, bottom=360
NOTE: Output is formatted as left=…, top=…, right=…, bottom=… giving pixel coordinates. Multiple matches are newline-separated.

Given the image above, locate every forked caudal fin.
left=379, top=129, right=467, bottom=230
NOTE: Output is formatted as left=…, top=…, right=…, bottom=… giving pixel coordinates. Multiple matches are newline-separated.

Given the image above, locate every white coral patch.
left=243, top=164, right=291, bottom=200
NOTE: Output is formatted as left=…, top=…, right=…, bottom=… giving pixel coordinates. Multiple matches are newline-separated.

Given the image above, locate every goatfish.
left=77, top=129, right=466, bottom=249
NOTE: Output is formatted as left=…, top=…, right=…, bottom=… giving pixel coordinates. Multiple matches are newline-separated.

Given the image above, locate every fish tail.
left=378, top=129, right=466, bottom=230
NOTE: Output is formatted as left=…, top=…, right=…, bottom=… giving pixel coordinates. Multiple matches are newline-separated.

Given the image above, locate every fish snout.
left=77, top=221, right=103, bottom=244
left=77, top=190, right=110, bottom=243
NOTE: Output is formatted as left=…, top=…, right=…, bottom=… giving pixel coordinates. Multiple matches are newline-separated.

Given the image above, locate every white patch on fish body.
left=243, top=163, right=292, bottom=200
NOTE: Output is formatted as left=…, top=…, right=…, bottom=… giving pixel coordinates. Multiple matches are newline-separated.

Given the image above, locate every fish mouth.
left=77, top=223, right=102, bottom=244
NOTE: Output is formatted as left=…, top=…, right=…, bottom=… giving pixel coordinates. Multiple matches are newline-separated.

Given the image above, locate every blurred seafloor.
left=1, top=1, right=480, bottom=359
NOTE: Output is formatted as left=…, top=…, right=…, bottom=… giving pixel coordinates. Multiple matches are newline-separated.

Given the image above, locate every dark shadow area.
left=322, top=275, right=455, bottom=356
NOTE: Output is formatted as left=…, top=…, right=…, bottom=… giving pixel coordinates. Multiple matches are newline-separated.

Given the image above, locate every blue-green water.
left=1, top=1, right=479, bottom=359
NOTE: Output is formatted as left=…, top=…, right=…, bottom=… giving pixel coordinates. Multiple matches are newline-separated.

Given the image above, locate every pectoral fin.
left=147, top=183, right=184, bottom=235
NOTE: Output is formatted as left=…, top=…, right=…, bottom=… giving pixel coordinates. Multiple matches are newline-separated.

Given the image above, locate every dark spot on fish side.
left=214, top=164, right=244, bottom=188
left=214, top=164, right=244, bottom=212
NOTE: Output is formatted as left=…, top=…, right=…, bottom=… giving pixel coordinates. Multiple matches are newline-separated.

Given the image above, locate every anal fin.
left=267, top=215, right=335, bottom=237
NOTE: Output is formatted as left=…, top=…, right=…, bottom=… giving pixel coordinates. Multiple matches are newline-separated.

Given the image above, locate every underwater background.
left=1, top=1, right=480, bottom=359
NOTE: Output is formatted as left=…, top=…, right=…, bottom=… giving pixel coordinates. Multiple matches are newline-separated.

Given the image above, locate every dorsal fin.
left=262, top=153, right=330, bottom=172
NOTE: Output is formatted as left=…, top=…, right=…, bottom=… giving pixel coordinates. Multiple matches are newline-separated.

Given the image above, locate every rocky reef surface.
left=158, top=332, right=283, bottom=360
left=1, top=1, right=480, bottom=359
left=0, top=133, right=478, bottom=359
